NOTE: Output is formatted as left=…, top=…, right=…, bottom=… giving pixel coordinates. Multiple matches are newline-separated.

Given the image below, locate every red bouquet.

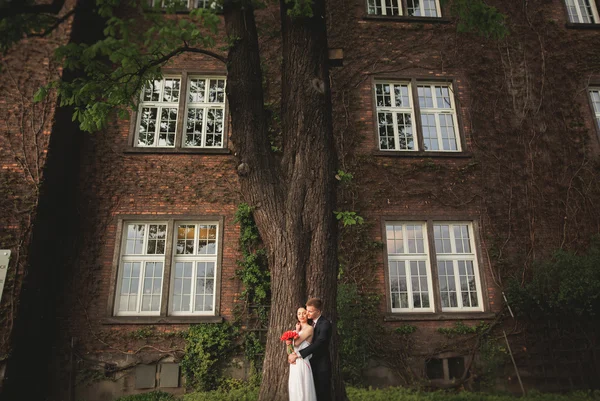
left=281, top=330, right=299, bottom=354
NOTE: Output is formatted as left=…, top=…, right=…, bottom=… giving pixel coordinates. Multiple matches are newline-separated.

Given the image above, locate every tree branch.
left=0, top=0, right=66, bottom=17
left=26, top=8, right=77, bottom=39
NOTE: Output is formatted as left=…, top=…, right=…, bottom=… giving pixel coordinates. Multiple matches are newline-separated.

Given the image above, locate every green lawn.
left=116, top=388, right=600, bottom=401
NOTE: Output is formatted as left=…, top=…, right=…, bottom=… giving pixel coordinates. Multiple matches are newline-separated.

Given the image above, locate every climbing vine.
left=233, top=203, right=271, bottom=370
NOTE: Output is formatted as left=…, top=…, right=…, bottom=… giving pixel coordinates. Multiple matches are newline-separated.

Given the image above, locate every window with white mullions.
left=116, top=223, right=167, bottom=315
left=171, top=223, right=218, bottom=315
left=185, top=77, right=226, bottom=148
left=589, top=88, right=600, bottom=130
left=149, top=0, right=220, bottom=9
left=418, top=83, right=460, bottom=151
left=386, top=223, right=434, bottom=312
left=137, top=78, right=180, bottom=147
left=434, top=223, right=483, bottom=311
left=367, top=0, right=401, bottom=15
left=367, top=0, right=441, bottom=16
left=407, top=0, right=441, bottom=17
left=376, top=82, right=416, bottom=150
left=565, top=0, right=599, bottom=23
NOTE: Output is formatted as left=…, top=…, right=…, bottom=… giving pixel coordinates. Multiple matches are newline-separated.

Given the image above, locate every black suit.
left=299, top=316, right=332, bottom=401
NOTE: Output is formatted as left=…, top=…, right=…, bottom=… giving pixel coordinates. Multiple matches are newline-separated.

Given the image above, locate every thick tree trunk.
left=224, top=0, right=344, bottom=399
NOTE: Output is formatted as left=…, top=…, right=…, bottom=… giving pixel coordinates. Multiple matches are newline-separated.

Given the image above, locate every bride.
left=288, top=307, right=317, bottom=401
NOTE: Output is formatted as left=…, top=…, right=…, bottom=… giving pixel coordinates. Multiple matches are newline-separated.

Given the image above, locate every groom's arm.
left=298, top=319, right=331, bottom=359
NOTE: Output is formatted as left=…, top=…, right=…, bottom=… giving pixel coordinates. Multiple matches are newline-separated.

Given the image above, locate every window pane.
left=376, top=84, right=392, bottom=107
left=143, top=80, right=161, bottom=102
left=189, top=78, right=206, bottom=103
left=185, top=108, right=204, bottom=147
left=421, top=113, right=438, bottom=150
left=407, top=0, right=439, bottom=16
left=437, top=260, right=457, bottom=307
left=396, top=113, right=414, bottom=150
left=138, top=107, right=158, bottom=146
left=208, top=79, right=226, bottom=103
left=163, top=78, right=181, bottom=102
left=158, top=107, right=177, bottom=147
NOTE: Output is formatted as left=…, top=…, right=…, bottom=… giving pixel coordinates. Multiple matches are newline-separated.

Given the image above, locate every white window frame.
left=135, top=77, right=181, bottom=148
left=565, top=0, right=600, bottom=23
left=134, top=74, right=227, bottom=149
left=589, top=87, right=600, bottom=131
left=115, top=222, right=168, bottom=316
left=374, top=80, right=461, bottom=152
left=375, top=81, right=417, bottom=151
left=366, top=0, right=441, bottom=17
left=386, top=222, right=435, bottom=312
left=406, top=0, right=441, bottom=17
left=417, top=82, right=461, bottom=152
left=184, top=77, right=227, bottom=148
left=170, top=222, right=219, bottom=316
left=384, top=220, right=485, bottom=314
left=149, top=0, right=219, bottom=9
left=433, top=222, right=484, bottom=312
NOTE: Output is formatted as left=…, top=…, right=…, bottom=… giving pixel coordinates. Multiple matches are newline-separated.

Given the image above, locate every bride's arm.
left=294, top=326, right=313, bottom=346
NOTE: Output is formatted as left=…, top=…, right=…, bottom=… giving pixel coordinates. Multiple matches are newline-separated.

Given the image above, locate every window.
left=116, top=223, right=167, bottom=315
left=590, top=88, right=600, bottom=130
left=565, top=0, right=599, bottom=23
left=385, top=221, right=484, bottom=313
left=386, top=223, right=434, bottom=312
left=135, top=75, right=226, bottom=149
left=114, top=219, right=221, bottom=317
left=375, top=80, right=461, bottom=152
left=367, top=0, right=441, bottom=17
left=171, top=223, right=218, bottom=315
left=426, top=356, right=466, bottom=381
left=149, top=0, right=221, bottom=9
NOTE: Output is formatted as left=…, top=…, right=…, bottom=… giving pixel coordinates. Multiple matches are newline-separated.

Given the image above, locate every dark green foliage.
left=33, top=0, right=220, bottom=132
left=336, top=283, right=381, bottom=385
left=334, top=211, right=365, bottom=227
left=443, top=0, right=509, bottom=40
left=506, top=239, right=600, bottom=320
left=234, top=203, right=270, bottom=310
left=233, top=203, right=270, bottom=370
left=180, top=386, right=600, bottom=401
left=0, top=0, right=67, bottom=54
left=436, top=321, right=489, bottom=338
left=115, top=391, right=176, bottom=401
left=394, top=324, right=417, bottom=336
left=183, top=385, right=259, bottom=401
left=181, top=322, right=239, bottom=391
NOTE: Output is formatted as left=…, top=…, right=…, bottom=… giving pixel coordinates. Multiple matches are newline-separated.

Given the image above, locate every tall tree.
left=223, top=0, right=341, bottom=398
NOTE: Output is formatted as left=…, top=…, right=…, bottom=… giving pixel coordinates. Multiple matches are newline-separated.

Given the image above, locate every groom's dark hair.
left=306, top=298, right=322, bottom=311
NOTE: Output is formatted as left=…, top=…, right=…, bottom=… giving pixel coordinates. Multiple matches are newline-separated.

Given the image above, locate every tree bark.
left=223, top=0, right=345, bottom=399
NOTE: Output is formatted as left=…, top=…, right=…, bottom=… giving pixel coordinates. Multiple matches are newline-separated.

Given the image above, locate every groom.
left=288, top=297, right=332, bottom=401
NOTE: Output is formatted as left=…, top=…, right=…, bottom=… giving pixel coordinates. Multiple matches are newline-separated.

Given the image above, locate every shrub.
left=181, top=322, right=239, bottom=391
left=115, top=391, right=176, bottom=401
left=183, top=386, right=259, bottom=401
left=337, top=283, right=381, bottom=385
left=506, top=239, right=600, bottom=321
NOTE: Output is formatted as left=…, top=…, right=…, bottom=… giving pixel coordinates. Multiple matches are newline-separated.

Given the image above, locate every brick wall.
left=1, top=0, right=600, bottom=397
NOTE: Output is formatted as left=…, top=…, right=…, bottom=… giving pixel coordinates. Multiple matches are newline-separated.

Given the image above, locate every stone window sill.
left=384, top=312, right=496, bottom=322
left=102, top=316, right=224, bottom=325
left=363, top=15, right=451, bottom=24
left=565, top=22, right=600, bottom=30
left=124, top=147, right=231, bottom=155
left=374, top=150, right=472, bottom=158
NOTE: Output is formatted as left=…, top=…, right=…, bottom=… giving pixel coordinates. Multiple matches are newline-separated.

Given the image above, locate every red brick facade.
left=1, top=0, right=600, bottom=398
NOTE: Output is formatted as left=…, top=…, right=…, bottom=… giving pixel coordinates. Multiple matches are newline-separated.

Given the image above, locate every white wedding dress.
left=289, top=336, right=317, bottom=401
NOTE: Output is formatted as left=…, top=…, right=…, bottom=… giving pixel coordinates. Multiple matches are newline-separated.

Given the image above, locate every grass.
left=115, top=388, right=600, bottom=401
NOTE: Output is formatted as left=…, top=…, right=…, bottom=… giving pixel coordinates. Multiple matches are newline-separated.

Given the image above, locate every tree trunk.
left=223, top=0, right=345, bottom=399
